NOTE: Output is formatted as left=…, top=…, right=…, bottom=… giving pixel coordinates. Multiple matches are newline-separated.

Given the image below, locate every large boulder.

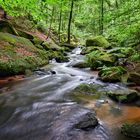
left=74, top=112, right=98, bottom=130
left=86, top=36, right=110, bottom=48
left=86, top=50, right=116, bottom=70
left=121, top=123, right=140, bottom=139
left=42, top=39, right=61, bottom=51
left=0, top=32, right=48, bottom=76
left=68, top=60, right=88, bottom=68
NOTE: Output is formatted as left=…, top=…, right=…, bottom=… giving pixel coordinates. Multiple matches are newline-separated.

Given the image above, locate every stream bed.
left=0, top=47, right=139, bottom=140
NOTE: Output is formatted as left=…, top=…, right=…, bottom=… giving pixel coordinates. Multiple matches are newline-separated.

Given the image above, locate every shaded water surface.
left=0, top=47, right=139, bottom=140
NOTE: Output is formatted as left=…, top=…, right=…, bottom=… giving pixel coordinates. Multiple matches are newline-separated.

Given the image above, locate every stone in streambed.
left=105, top=86, right=139, bottom=103
left=75, top=112, right=98, bottom=130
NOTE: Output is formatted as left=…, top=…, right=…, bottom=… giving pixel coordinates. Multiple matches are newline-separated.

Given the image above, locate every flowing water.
left=0, top=47, right=139, bottom=140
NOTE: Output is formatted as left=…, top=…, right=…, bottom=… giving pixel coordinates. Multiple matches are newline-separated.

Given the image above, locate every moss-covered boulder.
left=61, top=43, right=76, bottom=51
left=121, top=123, right=140, bottom=139
left=0, top=32, right=48, bottom=76
left=81, top=46, right=104, bottom=55
left=105, top=86, right=138, bottom=103
left=47, top=50, right=69, bottom=63
left=42, top=39, right=61, bottom=51
left=86, top=36, right=110, bottom=48
left=0, top=20, right=19, bottom=36
left=68, top=83, right=106, bottom=104
left=98, top=66, right=127, bottom=82
left=86, top=50, right=116, bottom=70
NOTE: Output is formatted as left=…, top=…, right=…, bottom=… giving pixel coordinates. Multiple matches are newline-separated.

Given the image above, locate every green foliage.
left=98, top=66, right=127, bottom=82
left=121, top=123, right=140, bottom=139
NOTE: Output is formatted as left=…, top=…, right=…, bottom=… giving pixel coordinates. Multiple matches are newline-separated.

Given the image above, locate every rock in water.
left=75, top=112, right=98, bottom=130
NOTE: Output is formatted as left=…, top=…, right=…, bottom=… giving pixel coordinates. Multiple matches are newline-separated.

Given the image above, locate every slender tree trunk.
left=115, top=0, right=119, bottom=9
left=99, top=0, right=104, bottom=35
left=58, top=2, right=62, bottom=43
left=46, top=6, right=54, bottom=40
left=67, top=0, right=74, bottom=44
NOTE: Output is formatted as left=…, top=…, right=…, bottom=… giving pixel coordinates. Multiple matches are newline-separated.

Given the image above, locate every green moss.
left=86, top=50, right=116, bottom=70
left=68, top=83, right=106, bottom=104
left=0, top=32, right=49, bottom=76
left=81, top=46, right=104, bottom=55
left=86, top=36, right=110, bottom=48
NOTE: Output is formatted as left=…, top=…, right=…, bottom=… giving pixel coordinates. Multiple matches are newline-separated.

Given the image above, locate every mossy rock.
left=61, top=43, right=76, bottom=50
left=86, top=50, right=116, bottom=70
left=73, top=83, right=104, bottom=95
left=0, top=32, right=48, bottom=76
left=86, top=36, right=110, bottom=48
left=0, top=20, right=19, bottom=36
left=121, top=123, right=140, bottom=139
left=42, top=39, right=61, bottom=51
left=68, top=83, right=106, bottom=104
left=104, top=86, right=138, bottom=103
left=47, top=50, right=69, bottom=63
left=81, top=46, right=104, bottom=55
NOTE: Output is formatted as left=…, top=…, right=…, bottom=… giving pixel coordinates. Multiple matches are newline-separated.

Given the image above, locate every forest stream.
left=0, top=47, right=139, bottom=140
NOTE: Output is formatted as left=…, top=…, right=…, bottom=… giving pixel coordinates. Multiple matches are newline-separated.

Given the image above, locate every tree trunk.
left=99, top=0, right=104, bottom=35
left=46, top=6, right=54, bottom=40
left=58, top=2, right=62, bottom=43
left=67, top=0, right=74, bottom=44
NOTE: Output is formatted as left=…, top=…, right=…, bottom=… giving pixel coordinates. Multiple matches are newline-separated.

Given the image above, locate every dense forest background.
left=0, top=0, right=140, bottom=45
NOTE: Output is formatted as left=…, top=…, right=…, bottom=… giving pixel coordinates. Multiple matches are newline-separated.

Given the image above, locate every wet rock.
left=68, top=61, right=88, bottom=68
left=105, top=85, right=139, bottom=103
left=73, top=83, right=104, bottom=95
left=121, top=123, right=140, bottom=139
left=74, top=112, right=98, bottom=130
left=50, top=70, right=56, bottom=75
left=34, top=71, right=46, bottom=75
